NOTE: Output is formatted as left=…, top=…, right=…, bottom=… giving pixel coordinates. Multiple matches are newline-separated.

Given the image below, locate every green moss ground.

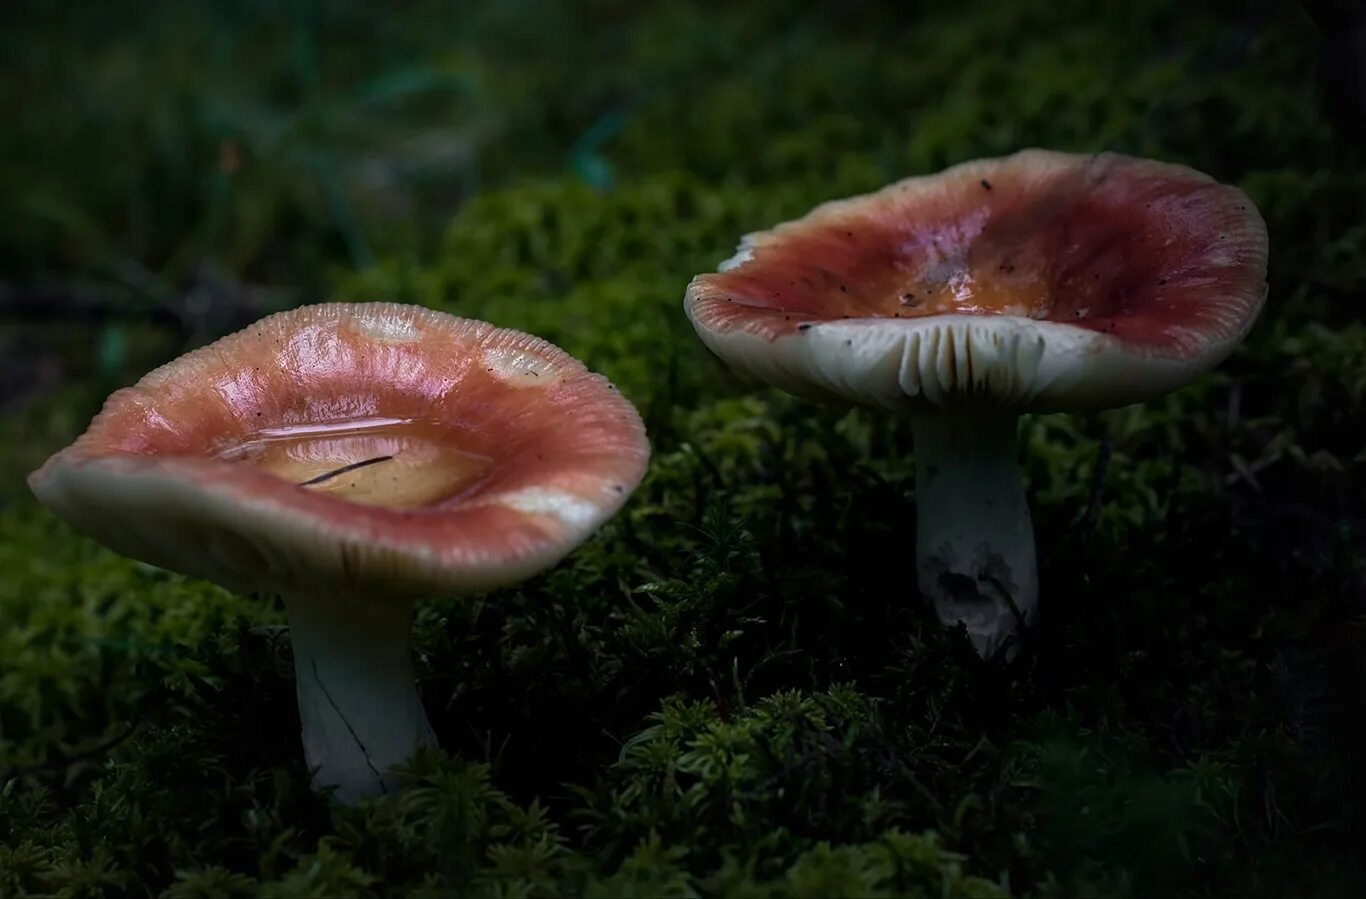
left=2, top=1, right=1364, bottom=895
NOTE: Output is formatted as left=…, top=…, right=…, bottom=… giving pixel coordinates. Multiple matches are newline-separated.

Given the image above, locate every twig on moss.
left=1082, top=434, right=1112, bottom=542
left=1, top=723, right=140, bottom=782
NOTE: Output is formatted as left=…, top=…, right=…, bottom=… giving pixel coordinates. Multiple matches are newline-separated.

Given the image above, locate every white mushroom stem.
left=912, top=410, right=1038, bottom=659
left=282, top=589, right=436, bottom=803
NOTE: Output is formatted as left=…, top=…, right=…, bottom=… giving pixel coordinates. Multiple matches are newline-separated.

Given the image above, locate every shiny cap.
left=686, top=149, right=1269, bottom=411
left=30, top=303, right=650, bottom=597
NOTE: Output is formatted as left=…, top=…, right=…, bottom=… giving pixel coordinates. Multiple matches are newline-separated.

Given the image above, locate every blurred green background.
left=2, top=1, right=1364, bottom=896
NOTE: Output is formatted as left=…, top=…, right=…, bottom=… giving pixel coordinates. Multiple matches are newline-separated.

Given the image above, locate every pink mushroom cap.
left=686, top=149, right=1269, bottom=411
left=29, top=303, right=650, bottom=597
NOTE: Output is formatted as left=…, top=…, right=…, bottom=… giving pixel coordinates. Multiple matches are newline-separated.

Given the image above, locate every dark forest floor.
left=2, top=1, right=1364, bottom=896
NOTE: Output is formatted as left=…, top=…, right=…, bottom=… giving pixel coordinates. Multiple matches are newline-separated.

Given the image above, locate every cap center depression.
left=215, top=416, right=495, bottom=510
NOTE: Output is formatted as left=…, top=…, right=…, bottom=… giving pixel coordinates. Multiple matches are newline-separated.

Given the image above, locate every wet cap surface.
left=29, top=303, right=651, bottom=597
left=686, top=150, right=1269, bottom=411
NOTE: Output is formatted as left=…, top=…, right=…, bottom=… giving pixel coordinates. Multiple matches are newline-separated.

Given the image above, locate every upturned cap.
left=29, top=303, right=651, bottom=597
left=686, top=149, right=1269, bottom=412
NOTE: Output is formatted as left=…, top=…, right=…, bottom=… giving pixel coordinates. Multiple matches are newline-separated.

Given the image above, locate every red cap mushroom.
left=29, top=302, right=650, bottom=801
left=685, top=149, right=1268, bottom=658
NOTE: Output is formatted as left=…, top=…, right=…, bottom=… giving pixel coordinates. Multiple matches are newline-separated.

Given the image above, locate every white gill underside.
left=692, top=314, right=1207, bottom=412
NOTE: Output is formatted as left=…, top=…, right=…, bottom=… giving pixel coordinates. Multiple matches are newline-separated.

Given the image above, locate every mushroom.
left=28, top=303, right=650, bottom=802
left=684, top=149, right=1268, bottom=658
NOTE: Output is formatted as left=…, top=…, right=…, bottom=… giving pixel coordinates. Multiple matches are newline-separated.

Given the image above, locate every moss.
left=3, top=0, right=1365, bottom=896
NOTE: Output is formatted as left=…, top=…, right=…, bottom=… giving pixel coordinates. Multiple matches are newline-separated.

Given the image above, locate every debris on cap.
left=29, top=302, right=651, bottom=598
left=686, top=149, right=1268, bottom=412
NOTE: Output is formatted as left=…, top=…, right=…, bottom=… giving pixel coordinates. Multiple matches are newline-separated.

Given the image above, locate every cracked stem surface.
left=912, top=410, right=1038, bottom=659
left=282, top=588, right=436, bottom=803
